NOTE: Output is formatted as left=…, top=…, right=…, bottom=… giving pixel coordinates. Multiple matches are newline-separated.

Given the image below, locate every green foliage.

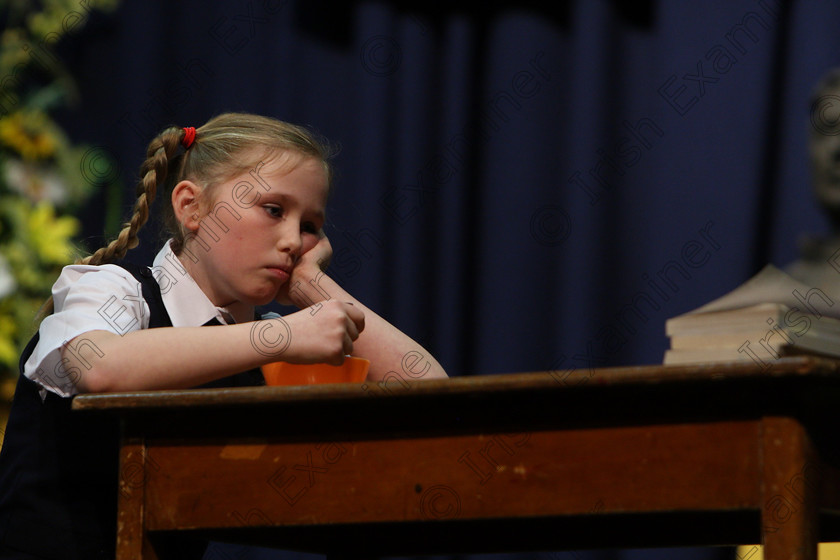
left=0, top=0, right=121, bottom=377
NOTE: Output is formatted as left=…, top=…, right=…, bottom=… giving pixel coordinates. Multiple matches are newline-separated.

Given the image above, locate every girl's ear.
left=171, top=180, right=202, bottom=232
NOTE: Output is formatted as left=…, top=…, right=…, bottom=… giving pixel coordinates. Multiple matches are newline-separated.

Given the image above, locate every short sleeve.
left=23, top=264, right=150, bottom=397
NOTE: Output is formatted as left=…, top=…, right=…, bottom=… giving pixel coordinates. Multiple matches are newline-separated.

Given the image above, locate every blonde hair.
left=40, top=113, right=332, bottom=315
left=111, top=112, right=332, bottom=259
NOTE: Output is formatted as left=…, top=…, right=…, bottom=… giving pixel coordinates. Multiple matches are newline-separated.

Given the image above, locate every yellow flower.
left=26, top=201, right=79, bottom=264
left=0, top=314, right=17, bottom=371
left=0, top=111, right=59, bottom=161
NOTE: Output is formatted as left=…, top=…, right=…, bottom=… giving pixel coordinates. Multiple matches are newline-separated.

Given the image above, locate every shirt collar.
left=151, top=240, right=239, bottom=327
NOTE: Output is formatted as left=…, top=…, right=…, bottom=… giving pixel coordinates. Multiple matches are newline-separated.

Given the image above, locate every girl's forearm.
left=286, top=270, right=449, bottom=382
left=66, top=298, right=364, bottom=393
left=67, top=324, right=270, bottom=392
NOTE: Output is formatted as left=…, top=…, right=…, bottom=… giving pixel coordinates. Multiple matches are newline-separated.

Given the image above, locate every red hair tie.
left=182, top=127, right=196, bottom=149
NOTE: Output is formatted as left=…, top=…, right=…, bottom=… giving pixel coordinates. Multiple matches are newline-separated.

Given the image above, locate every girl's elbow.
left=61, top=331, right=119, bottom=393
left=74, top=364, right=119, bottom=393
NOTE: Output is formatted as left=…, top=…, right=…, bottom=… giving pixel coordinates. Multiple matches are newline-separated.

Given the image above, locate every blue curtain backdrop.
left=53, top=0, right=838, bottom=558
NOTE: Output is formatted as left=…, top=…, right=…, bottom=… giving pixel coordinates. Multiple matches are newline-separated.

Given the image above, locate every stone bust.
left=785, top=68, right=840, bottom=298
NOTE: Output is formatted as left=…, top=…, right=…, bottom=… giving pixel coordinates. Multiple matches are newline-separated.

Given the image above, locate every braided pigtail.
left=79, top=127, right=184, bottom=266
left=37, top=127, right=187, bottom=318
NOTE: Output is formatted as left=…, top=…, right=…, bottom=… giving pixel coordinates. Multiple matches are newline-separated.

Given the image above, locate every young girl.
left=0, top=113, right=448, bottom=559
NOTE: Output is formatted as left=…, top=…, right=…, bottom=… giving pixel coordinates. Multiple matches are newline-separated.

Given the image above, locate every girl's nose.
left=277, top=222, right=303, bottom=258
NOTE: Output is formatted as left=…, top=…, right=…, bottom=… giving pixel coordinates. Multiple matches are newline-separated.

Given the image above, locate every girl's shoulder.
left=55, top=261, right=147, bottom=286
left=51, top=262, right=147, bottom=307
left=28, top=263, right=153, bottom=396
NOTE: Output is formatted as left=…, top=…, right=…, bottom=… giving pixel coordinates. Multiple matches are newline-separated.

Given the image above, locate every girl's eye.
left=264, top=205, right=283, bottom=218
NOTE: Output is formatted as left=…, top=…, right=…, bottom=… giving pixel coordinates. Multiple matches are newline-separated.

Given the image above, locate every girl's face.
left=180, top=151, right=328, bottom=308
left=812, top=85, right=840, bottom=214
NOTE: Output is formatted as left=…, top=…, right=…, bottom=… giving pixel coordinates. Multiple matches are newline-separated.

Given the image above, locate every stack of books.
left=663, top=265, right=840, bottom=365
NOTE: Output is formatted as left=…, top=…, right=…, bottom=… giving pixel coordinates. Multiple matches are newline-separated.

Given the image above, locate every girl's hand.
left=279, top=299, right=365, bottom=364
left=297, top=230, right=332, bottom=273
left=275, top=231, right=332, bottom=306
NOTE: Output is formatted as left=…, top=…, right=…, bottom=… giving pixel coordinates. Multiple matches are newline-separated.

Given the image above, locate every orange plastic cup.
left=261, top=356, right=370, bottom=386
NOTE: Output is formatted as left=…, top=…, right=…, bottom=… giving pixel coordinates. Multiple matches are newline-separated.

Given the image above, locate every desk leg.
left=116, top=437, right=158, bottom=560
left=760, top=417, right=818, bottom=560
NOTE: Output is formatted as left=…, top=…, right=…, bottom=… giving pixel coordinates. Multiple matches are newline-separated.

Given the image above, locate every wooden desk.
left=72, top=357, right=840, bottom=560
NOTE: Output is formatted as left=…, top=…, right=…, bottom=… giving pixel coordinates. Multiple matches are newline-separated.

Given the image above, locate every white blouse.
left=24, top=241, right=239, bottom=398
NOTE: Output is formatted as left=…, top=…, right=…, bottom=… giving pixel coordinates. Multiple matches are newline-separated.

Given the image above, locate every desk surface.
left=72, top=356, right=840, bottom=444
left=72, top=355, right=840, bottom=408
left=72, top=357, right=840, bottom=558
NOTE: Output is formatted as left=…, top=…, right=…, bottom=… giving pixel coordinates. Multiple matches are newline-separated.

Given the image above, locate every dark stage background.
left=51, top=0, right=839, bottom=558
